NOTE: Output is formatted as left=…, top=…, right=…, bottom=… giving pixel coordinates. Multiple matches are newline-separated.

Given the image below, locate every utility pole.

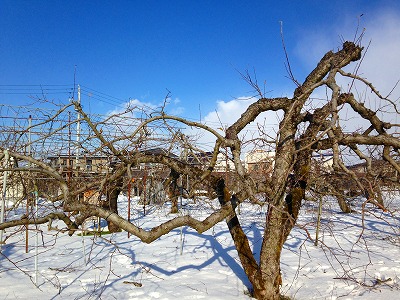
left=68, top=111, right=72, bottom=183
left=25, top=115, right=32, bottom=253
left=0, top=149, right=9, bottom=246
left=75, top=85, right=81, bottom=173
left=75, top=85, right=86, bottom=265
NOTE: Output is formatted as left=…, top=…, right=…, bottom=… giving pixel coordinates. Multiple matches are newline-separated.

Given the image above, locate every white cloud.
left=183, top=98, right=251, bottom=151
left=101, top=99, right=156, bottom=148
left=295, top=9, right=400, bottom=97
left=189, top=10, right=400, bottom=156
left=107, top=98, right=158, bottom=118
left=168, top=97, right=185, bottom=116
left=186, top=96, right=282, bottom=152
left=108, top=95, right=185, bottom=118
left=294, top=9, right=400, bottom=129
left=357, top=11, right=400, bottom=98
left=203, top=97, right=257, bottom=128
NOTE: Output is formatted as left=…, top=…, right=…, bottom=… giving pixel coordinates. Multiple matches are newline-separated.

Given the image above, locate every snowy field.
left=0, top=194, right=399, bottom=300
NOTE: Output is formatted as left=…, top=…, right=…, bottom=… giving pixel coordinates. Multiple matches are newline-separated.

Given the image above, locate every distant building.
left=347, top=159, right=399, bottom=180
left=245, top=149, right=275, bottom=173
left=1, top=156, right=24, bottom=200
left=312, top=152, right=334, bottom=172
left=47, top=153, right=111, bottom=175
left=187, top=151, right=235, bottom=173
left=244, top=149, right=333, bottom=176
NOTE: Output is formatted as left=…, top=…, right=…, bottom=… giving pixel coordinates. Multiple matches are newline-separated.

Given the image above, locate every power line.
left=80, top=85, right=125, bottom=103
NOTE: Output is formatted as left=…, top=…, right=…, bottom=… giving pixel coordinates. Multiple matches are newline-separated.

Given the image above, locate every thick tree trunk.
left=104, top=176, right=123, bottom=232
left=255, top=185, right=307, bottom=299
left=168, top=168, right=180, bottom=213
left=254, top=206, right=286, bottom=299
left=170, top=195, right=179, bottom=213
left=215, top=179, right=260, bottom=294
left=216, top=179, right=291, bottom=299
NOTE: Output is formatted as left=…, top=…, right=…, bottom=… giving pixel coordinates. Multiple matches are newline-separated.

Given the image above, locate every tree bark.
left=215, top=179, right=260, bottom=295
left=255, top=208, right=287, bottom=299
left=104, top=176, right=124, bottom=232
left=336, top=194, right=353, bottom=213
left=167, top=168, right=180, bottom=213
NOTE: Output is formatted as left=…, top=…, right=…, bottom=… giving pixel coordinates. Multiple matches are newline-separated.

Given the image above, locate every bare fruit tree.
left=1, top=40, right=399, bottom=299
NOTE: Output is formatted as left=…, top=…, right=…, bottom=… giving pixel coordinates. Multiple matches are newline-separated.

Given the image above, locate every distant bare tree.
left=1, top=40, right=399, bottom=299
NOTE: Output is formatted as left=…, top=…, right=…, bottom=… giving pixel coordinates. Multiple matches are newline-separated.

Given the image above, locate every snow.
left=0, top=195, right=399, bottom=299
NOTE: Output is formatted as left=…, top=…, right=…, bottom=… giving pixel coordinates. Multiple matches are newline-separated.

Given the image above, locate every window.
left=86, top=159, right=93, bottom=171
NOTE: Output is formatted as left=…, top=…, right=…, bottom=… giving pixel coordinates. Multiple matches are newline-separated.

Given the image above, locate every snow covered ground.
left=0, top=194, right=399, bottom=299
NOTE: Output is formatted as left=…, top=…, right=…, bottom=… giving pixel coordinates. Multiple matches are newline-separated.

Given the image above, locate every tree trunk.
left=254, top=147, right=310, bottom=299
left=254, top=206, right=286, bottom=299
left=336, top=194, right=353, bottom=213
left=104, top=176, right=123, bottom=232
left=216, top=179, right=288, bottom=300
left=372, top=185, right=384, bottom=207
left=170, top=195, right=179, bottom=213
left=168, top=168, right=180, bottom=214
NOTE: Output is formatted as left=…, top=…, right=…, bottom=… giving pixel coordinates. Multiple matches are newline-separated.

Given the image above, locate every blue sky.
left=1, top=0, right=400, bottom=124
